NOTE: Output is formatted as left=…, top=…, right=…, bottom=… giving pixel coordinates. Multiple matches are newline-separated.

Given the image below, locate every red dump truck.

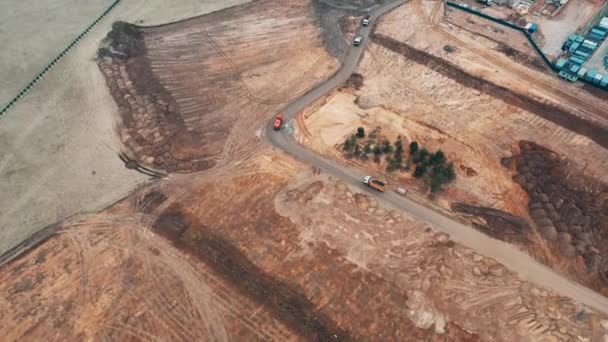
left=363, top=176, right=386, bottom=192
left=273, top=114, right=284, bottom=130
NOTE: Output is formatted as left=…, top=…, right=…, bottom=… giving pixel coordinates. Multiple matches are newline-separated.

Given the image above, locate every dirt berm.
left=371, top=34, right=608, bottom=151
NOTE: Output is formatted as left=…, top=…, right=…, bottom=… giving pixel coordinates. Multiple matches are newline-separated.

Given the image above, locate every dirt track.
left=266, top=0, right=608, bottom=315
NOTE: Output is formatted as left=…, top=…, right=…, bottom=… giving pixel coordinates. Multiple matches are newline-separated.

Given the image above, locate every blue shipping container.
left=578, top=46, right=593, bottom=54
left=582, top=42, right=596, bottom=50
left=587, top=34, right=603, bottom=43
left=569, top=56, right=585, bottom=65
left=555, top=58, right=568, bottom=70
left=591, top=29, right=606, bottom=37
left=569, top=42, right=581, bottom=53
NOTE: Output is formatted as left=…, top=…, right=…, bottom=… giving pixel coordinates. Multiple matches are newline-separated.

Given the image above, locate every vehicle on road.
left=353, top=36, right=363, bottom=47
left=363, top=176, right=386, bottom=192
left=273, top=114, right=284, bottom=130
left=362, top=15, right=371, bottom=26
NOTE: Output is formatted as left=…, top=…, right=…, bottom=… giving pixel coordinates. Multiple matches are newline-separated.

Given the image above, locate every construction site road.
left=266, top=0, right=608, bottom=315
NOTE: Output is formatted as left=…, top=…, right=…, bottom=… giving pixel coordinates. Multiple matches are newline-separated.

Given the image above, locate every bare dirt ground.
left=3, top=151, right=608, bottom=340
left=378, top=0, right=608, bottom=135
left=99, top=0, right=340, bottom=172
left=444, top=7, right=548, bottom=72
left=5, top=0, right=608, bottom=340
left=0, top=0, right=252, bottom=256
left=296, top=0, right=608, bottom=298
left=0, top=0, right=111, bottom=105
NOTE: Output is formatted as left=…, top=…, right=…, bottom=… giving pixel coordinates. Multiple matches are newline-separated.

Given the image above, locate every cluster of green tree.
left=409, top=141, right=456, bottom=193
left=343, top=127, right=456, bottom=193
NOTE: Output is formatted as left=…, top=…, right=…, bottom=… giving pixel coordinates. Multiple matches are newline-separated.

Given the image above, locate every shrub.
left=356, top=127, right=365, bottom=138
left=382, top=140, right=393, bottom=153
left=430, top=150, right=446, bottom=166
left=373, top=145, right=382, bottom=156
left=354, top=144, right=361, bottom=157
left=409, top=141, right=419, bottom=154
left=414, top=165, right=427, bottom=178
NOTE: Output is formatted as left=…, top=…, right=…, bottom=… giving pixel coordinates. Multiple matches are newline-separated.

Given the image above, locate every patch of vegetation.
left=341, top=128, right=456, bottom=193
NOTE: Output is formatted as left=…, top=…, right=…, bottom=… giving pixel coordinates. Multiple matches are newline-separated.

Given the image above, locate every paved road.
left=266, top=0, right=608, bottom=315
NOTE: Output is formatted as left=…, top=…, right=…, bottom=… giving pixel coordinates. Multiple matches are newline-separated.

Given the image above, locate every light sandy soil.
left=99, top=0, right=340, bottom=172
left=377, top=0, right=608, bottom=132
left=297, top=38, right=608, bottom=215
left=2, top=151, right=608, bottom=340
left=295, top=0, right=608, bottom=299
left=0, top=0, right=252, bottom=255
left=444, top=7, right=547, bottom=71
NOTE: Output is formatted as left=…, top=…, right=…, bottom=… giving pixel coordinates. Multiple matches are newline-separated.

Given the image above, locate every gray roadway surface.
left=267, top=0, right=608, bottom=315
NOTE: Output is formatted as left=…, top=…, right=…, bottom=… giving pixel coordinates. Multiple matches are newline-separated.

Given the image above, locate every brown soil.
left=509, top=141, right=608, bottom=294
left=371, top=34, right=608, bottom=151
left=98, top=0, right=340, bottom=173
left=452, top=203, right=533, bottom=245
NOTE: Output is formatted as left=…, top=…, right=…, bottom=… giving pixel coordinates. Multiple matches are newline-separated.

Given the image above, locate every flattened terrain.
left=100, top=0, right=339, bottom=172
left=2, top=152, right=606, bottom=340
left=296, top=0, right=608, bottom=297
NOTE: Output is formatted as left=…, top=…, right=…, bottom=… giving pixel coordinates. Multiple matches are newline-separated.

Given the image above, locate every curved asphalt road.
left=266, top=0, right=608, bottom=315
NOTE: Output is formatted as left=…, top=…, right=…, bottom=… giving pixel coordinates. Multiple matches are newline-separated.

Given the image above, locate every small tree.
left=414, top=165, right=427, bottom=178
left=354, top=144, right=361, bottom=157
left=364, top=142, right=372, bottom=155
left=373, top=144, right=382, bottom=156
left=343, top=136, right=353, bottom=151
left=387, top=157, right=401, bottom=172
left=395, top=136, right=404, bottom=154
left=413, top=148, right=430, bottom=164
left=356, top=127, right=365, bottom=138
left=430, top=150, right=446, bottom=166
left=446, top=162, right=456, bottom=181
left=382, top=140, right=393, bottom=154
left=409, top=141, right=419, bottom=155
left=430, top=174, right=443, bottom=193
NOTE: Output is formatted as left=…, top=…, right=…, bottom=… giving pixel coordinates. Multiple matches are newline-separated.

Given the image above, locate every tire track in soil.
left=129, top=212, right=232, bottom=341
left=371, top=33, right=608, bottom=151
left=413, top=0, right=608, bottom=126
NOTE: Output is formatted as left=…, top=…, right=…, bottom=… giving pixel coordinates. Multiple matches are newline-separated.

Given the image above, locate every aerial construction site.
left=2, top=0, right=608, bottom=340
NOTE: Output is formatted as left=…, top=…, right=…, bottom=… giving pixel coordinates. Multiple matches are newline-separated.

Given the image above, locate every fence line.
left=0, top=0, right=123, bottom=118
left=446, top=1, right=607, bottom=89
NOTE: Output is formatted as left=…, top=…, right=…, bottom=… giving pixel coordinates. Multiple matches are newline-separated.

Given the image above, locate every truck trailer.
left=363, top=176, right=386, bottom=192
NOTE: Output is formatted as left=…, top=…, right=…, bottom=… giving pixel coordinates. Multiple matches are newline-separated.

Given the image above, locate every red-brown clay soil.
left=3, top=151, right=608, bottom=340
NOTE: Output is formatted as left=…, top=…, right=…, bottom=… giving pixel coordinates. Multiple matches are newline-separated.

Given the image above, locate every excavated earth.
left=5, top=0, right=608, bottom=340
left=295, top=0, right=608, bottom=297
left=3, top=153, right=608, bottom=340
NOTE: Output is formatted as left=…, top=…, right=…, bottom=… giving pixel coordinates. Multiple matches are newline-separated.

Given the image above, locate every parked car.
left=362, top=15, right=371, bottom=26
left=353, top=36, right=363, bottom=47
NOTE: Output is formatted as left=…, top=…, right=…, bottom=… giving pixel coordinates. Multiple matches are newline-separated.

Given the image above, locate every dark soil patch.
left=191, top=235, right=352, bottom=342
left=343, top=73, right=364, bottom=90
left=511, top=141, right=608, bottom=288
left=98, top=22, right=213, bottom=174
left=452, top=203, right=532, bottom=245
left=371, top=34, right=608, bottom=151
left=495, top=43, right=548, bottom=72
left=152, top=207, right=189, bottom=241
left=150, top=204, right=351, bottom=341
